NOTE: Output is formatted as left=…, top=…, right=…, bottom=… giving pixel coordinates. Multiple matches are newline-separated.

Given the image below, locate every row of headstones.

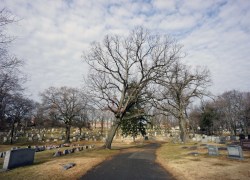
left=0, top=143, right=95, bottom=158
left=53, top=145, right=95, bottom=157
left=2, top=135, right=102, bottom=143
left=207, top=145, right=244, bottom=160
left=1, top=128, right=107, bottom=143
left=192, top=135, right=248, bottom=144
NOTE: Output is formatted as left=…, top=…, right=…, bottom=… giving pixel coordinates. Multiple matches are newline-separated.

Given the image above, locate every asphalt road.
left=80, top=143, right=175, bottom=180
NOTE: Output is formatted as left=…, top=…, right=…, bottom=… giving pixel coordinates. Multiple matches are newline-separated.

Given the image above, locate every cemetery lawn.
left=157, top=142, right=250, bottom=180
left=0, top=142, right=137, bottom=180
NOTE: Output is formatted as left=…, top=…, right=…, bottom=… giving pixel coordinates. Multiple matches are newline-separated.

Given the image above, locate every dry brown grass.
left=0, top=143, right=129, bottom=180
left=156, top=142, right=250, bottom=180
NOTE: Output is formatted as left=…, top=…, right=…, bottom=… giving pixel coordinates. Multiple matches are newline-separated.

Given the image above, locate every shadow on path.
left=80, top=143, right=175, bottom=180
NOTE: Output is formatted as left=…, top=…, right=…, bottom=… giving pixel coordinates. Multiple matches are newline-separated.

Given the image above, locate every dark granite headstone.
left=3, top=148, right=35, bottom=169
left=219, top=137, right=226, bottom=144
left=63, top=149, right=69, bottom=155
left=239, top=134, right=245, bottom=140
left=230, top=136, right=237, bottom=141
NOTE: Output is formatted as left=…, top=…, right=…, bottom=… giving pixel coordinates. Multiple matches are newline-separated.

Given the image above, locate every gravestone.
left=214, top=137, right=220, bottom=143
left=62, top=163, right=76, bottom=170
left=196, top=135, right=202, bottom=142
left=227, top=145, right=243, bottom=160
left=219, top=137, right=226, bottom=144
left=211, top=136, right=216, bottom=142
left=3, top=148, right=35, bottom=169
left=201, top=137, right=208, bottom=143
left=32, top=135, right=38, bottom=141
left=207, top=145, right=219, bottom=156
left=53, top=150, right=62, bottom=157
left=0, top=152, right=5, bottom=158
left=39, top=146, right=46, bottom=151
left=230, top=136, right=237, bottom=141
left=240, top=140, right=250, bottom=149
left=2, top=152, right=6, bottom=158
left=63, top=149, right=69, bottom=155
left=3, top=137, right=7, bottom=143
left=239, top=134, right=245, bottom=140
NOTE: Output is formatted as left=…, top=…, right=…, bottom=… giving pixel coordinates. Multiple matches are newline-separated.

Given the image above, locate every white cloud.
left=1, top=0, right=250, bottom=101
left=153, top=0, right=177, bottom=11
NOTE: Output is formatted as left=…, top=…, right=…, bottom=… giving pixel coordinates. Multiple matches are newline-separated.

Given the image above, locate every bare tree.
left=189, top=106, right=202, bottom=136
left=219, top=90, right=244, bottom=135
left=84, top=27, right=182, bottom=149
left=242, top=92, right=250, bottom=135
left=0, top=9, right=25, bottom=129
left=73, top=108, right=90, bottom=135
left=154, top=62, right=211, bottom=142
left=40, top=87, right=88, bottom=143
left=5, top=94, right=34, bottom=144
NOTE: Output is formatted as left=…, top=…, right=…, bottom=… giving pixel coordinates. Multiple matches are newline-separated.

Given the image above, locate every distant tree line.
left=189, top=90, right=250, bottom=136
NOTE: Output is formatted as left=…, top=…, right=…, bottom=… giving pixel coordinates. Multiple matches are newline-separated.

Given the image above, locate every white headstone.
left=207, top=145, right=219, bottom=156
left=3, top=137, right=7, bottom=143
left=227, top=145, right=243, bottom=160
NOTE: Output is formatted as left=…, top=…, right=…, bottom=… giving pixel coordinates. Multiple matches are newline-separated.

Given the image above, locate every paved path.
left=80, top=143, right=175, bottom=180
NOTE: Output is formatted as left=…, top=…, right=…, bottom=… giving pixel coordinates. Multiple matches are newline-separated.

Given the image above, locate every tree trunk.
left=101, top=118, right=104, bottom=136
left=65, top=124, right=71, bottom=143
left=105, top=122, right=120, bottom=149
left=10, top=122, right=15, bottom=144
left=79, top=127, right=82, bottom=136
left=179, top=114, right=187, bottom=143
left=233, top=124, right=237, bottom=136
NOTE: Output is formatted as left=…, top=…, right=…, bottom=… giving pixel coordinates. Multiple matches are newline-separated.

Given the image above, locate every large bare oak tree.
left=84, top=27, right=183, bottom=149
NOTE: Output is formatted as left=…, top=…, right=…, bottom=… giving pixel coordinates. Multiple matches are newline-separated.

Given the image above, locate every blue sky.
left=1, top=0, right=250, bottom=101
